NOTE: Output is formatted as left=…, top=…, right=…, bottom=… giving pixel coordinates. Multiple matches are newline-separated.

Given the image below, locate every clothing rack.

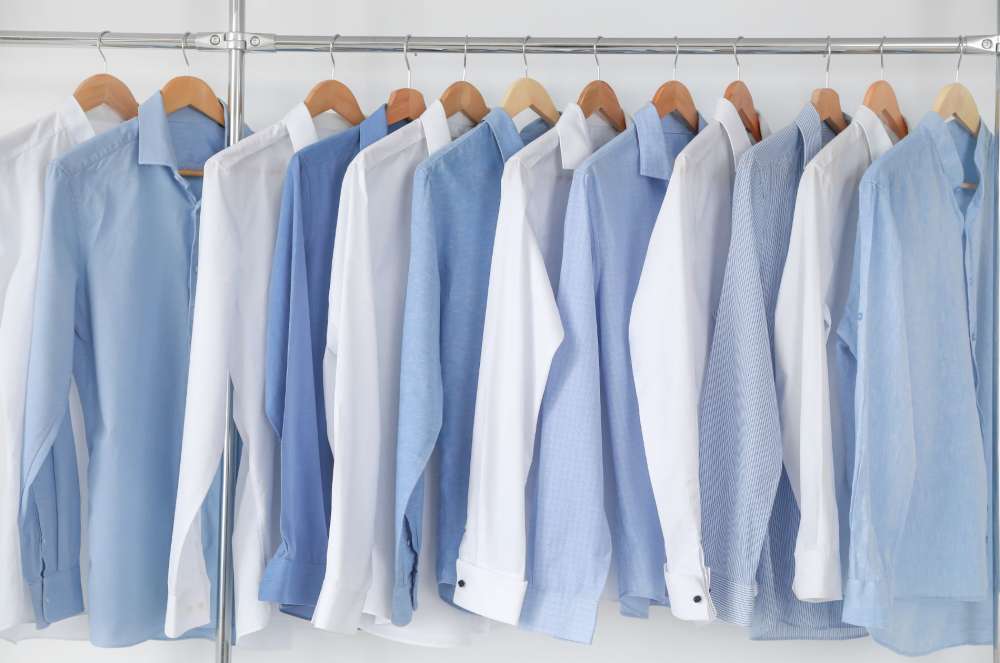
left=2, top=1, right=999, bottom=661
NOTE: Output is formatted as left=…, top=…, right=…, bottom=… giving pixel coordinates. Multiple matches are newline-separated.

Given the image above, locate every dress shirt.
left=21, top=92, right=225, bottom=647
left=629, top=98, right=762, bottom=623
left=311, top=100, right=479, bottom=639
left=454, top=103, right=617, bottom=624
left=260, top=105, right=397, bottom=618
left=166, top=103, right=349, bottom=639
left=392, top=108, right=549, bottom=626
left=838, top=113, right=996, bottom=656
left=773, top=106, right=897, bottom=603
left=0, top=98, right=120, bottom=634
left=518, top=104, right=703, bottom=643
left=699, top=103, right=864, bottom=640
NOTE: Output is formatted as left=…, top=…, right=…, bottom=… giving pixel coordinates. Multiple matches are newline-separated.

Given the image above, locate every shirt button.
left=693, top=595, right=702, bottom=603
left=457, top=579, right=466, bottom=588
left=857, top=313, right=863, bottom=321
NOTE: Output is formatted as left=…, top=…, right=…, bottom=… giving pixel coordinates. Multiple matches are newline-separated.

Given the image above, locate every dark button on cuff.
left=457, top=579, right=466, bottom=588
left=693, top=595, right=702, bottom=603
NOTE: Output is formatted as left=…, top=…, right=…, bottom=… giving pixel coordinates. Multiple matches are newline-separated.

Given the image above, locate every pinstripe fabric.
left=699, top=104, right=865, bottom=639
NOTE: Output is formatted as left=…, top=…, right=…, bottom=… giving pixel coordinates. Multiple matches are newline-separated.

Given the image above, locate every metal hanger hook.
left=522, top=35, right=530, bottom=78
left=329, top=34, right=339, bottom=79
left=733, top=36, right=742, bottom=81
left=181, top=32, right=191, bottom=71
left=673, top=36, right=680, bottom=80
left=96, top=30, right=110, bottom=73
left=403, top=34, right=412, bottom=88
left=879, top=35, right=886, bottom=80
left=593, top=36, right=602, bottom=81
left=955, top=35, right=965, bottom=83
left=825, top=35, right=832, bottom=88
left=462, top=35, right=469, bottom=82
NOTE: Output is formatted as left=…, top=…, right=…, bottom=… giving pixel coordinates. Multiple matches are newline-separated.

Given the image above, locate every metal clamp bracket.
left=192, top=31, right=275, bottom=51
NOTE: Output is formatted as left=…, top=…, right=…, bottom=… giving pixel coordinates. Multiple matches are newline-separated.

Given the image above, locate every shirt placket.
left=170, top=170, right=203, bottom=325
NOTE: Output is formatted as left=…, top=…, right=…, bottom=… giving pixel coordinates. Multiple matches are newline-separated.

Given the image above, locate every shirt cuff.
left=792, top=549, right=843, bottom=603
left=310, top=579, right=367, bottom=634
left=452, top=558, right=528, bottom=625
left=27, top=565, right=83, bottom=628
left=665, top=565, right=716, bottom=622
left=706, top=571, right=756, bottom=626
left=259, top=555, right=327, bottom=608
left=842, top=577, right=889, bottom=630
left=519, top=584, right=601, bottom=644
left=165, top=587, right=212, bottom=638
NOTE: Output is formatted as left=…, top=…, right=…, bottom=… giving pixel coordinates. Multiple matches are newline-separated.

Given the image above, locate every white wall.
left=0, top=0, right=996, bottom=662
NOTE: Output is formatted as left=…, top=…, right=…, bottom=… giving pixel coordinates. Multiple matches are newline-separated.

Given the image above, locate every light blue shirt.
left=392, top=109, right=549, bottom=625
left=21, top=93, right=225, bottom=646
left=837, top=112, right=996, bottom=655
left=699, top=104, right=864, bottom=640
left=260, top=106, right=397, bottom=618
left=520, top=105, right=702, bottom=643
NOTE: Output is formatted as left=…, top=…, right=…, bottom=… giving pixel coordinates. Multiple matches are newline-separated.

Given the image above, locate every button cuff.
left=665, top=565, right=716, bottom=622
left=452, top=558, right=528, bottom=625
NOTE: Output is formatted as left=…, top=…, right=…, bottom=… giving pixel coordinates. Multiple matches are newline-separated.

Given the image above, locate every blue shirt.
left=392, top=109, right=549, bottom=625
left=698, top=104, right=865, bottom=640
left=21, top=93, right=226, bottom=646
left=520, top=105, right=702, bottom=643
left=260, top=106, right=396, bottom=617
left=837, top=113, right=996, bottom=656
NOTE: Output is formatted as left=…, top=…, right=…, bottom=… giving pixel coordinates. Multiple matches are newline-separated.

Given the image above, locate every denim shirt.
left=260, top=106, right=396, bottom=617
left=837, top=112, right=996, bottom=656
left=392, top=109, right=549, bottom=625
left=20, top=93, right=225, bottom=646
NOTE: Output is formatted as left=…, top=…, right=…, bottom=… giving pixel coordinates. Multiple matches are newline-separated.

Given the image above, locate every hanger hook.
left=825, top=35, right=831, bottom=88
left=956, top=35, right=965, bottom=83
left=733, top=36, right=742, bottom=81
left=329, top=34, right=339, bottom=79
left=403, top=34, right=412, bottom=88
left=879, top=35, right=886, bottom=80
left=96, top=30, right=110, bottom=73
left=181, top=32, right=191, bottom=71
left=673, top=36, right=680, bottom=80
left=463, top=35, right=469, bottom=82
left=522, top=35, right=530, bottom=79
left=593, top=36, right=602, bottom=81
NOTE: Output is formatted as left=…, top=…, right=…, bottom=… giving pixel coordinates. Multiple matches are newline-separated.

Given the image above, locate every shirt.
left=772, top=106, right=897, bottom=603
left=393, top=108, right=550, bottom=626
left=838, top=113, right=996, bottom=656
left=260, top=106, right=396, bottom=617
left=520, top=104, right=702, bottom=643
left=166, top=103, right=348, bottom=639
left=21, top=92, right=225, bottom=647
left=0, top=98, right=120, bottom=634
left=453, top=103, right=617, bottom=625
left=311, top=100, right=477, bottom=637
left=699, top=103, right=864, bottom=640
left=629, top=98, right=763, bottom=623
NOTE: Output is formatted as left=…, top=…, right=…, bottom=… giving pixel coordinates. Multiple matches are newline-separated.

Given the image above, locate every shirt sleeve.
left=311, top=160, right=377, bottom=633
left=698, top=152, right=783, bottom=626
left=629, top=158, right=715, bottom=622
left=517, top=170, right=611, bottom=644
left=19, top=162, right=85, bottom=626
left=259, top=156, right=331, bottom=608
left=773, top=165, right=843, bottom=602
left=165, top=158, right=234, bottom=637
left=453, top=162, right=564, bottom=624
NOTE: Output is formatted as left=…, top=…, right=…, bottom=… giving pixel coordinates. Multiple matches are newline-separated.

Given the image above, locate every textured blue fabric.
left=20, top=93, right=226, bottom=646
left=519, top=105, right=703, bottom=643
left=392, top=110, right=549, bottom=626
left=698, top=104, right=866, bottom=640
left=260, top=106, right=397, bottom=617
left=836, top=112, right=996, bottom=656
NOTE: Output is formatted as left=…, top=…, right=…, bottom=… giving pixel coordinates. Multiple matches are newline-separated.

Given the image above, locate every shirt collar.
left=633, top=102, right=705, bottom=181
left=852, top=104, right=898, bottom=162
left=420, top=99, right=453, bottom=155
left=714, top=97, right=755, bottom=161
left=360, top=104, right=390, bottom=149
left=919, top=111, right=995, bottom=191
left=483, top=108, right=528, bottom=162
left=555, top=102, right=596, bottom=169
left=58, top=97, right=99, bottom=145
left=138, top=92, right=179, bottom=168
left=283, top=102, right=320, bottom=152
left=794, top=102, right=827, bottom=164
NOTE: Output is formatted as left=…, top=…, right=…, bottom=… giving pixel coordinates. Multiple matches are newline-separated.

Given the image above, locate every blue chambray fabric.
left=20, top=93, right=228, bottom=646
left=519, top=105, right=704, bottom=643
left=260, top=106, right=399, bottom=618
left=698, top=104, right=866, bottom=640
left=836, top=112, right=996, bottom=656
left=392, top=109, right=549, bottom=626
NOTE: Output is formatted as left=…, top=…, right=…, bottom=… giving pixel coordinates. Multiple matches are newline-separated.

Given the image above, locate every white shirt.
left=773, top=105, right=897, bottom=602
left=0, top=98, right=120, bottom=636
left=166, top=103, right=348, bottom=638
left=452, top=103, right=616, bottom=624
left=312, top=100, right=482, bottom=644
left=629, top=98, right=767, bottom=622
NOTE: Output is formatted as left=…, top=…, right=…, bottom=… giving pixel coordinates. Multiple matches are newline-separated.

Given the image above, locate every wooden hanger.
left=438, top=37, right=489, bottom=123
left=303, top=36, right=365, bottom=124
left=652, top=39, right=699, bottom=132
left=73, top=32, right=139, bottom=120
left=160, top=36, right=225, bottom=177
left=574, top=38, right=626, bottom=132
left=933, top=37, right=980, bottom=136
left=501, top=37, right=560, bottom=127
left=810, top=39, right=847, bottom=133
left=862, top=38, right=908, bottom=139
left=724, top=38, right=762, bottom=142
left=386, top=35, right=427, bottom=124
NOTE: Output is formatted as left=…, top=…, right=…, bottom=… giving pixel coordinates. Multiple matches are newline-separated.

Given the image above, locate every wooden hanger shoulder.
left=723, top=79, right=762, bottom=142
left=933, top=82, right=980, bottom=135
left=439, top=80, right=489, bottom=123
left=73, top=72, right=139, bottom=121
left=501, top=77, right=559, bottom=127
left=576, top=79, right=626, bottom=132
left=651, top=80, right=698, bottom=132
left=304, top=79, right=364, bottom=124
